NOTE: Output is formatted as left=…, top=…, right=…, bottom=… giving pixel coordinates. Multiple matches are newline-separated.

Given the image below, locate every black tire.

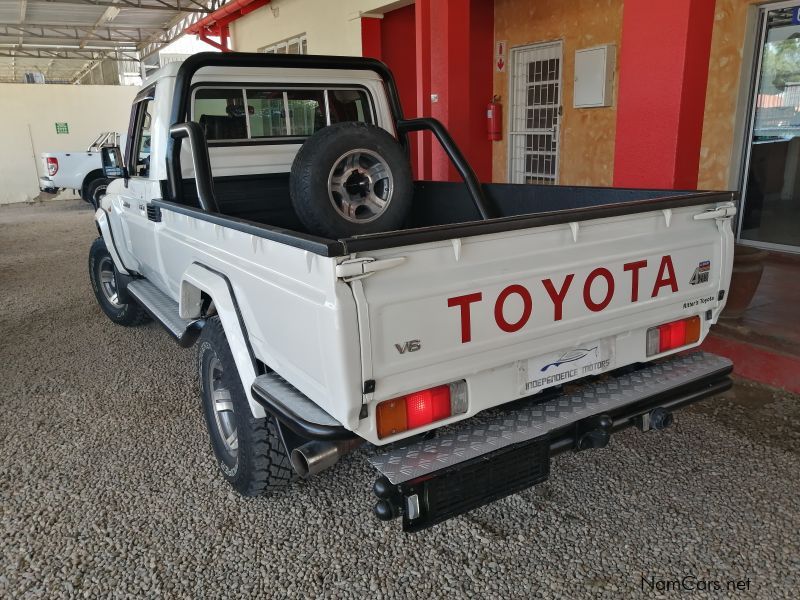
left=289, top=122, right=413, bottom=238
left=86, top=178, right=111, bottom=210
left=198, top=317, right=294, bottom=496
left=89, top=238, right=150, bottom=326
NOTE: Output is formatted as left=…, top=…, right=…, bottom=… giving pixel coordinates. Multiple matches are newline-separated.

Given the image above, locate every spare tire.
left=289, top=122, right=412, bottom=239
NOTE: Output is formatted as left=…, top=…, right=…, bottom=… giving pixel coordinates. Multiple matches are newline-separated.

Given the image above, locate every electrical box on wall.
left=574, top=44, right=616, bottom=108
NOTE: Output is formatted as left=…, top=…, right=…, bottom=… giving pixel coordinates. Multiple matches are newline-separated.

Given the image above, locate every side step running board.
left=126, top=279, right=204, bottom=347
left=251, top=372, right=355, bottom=441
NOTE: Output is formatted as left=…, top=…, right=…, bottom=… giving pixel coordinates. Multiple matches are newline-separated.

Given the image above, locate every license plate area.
left=518, top=337, right=617, bottom=395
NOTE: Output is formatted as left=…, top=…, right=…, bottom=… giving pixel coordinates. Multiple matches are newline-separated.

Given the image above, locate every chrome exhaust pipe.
left=290, top=439, right=364, bottom=477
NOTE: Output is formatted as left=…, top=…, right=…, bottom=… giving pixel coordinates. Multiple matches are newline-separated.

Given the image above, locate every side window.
left=192, top=86, right=374, bottom=142
left=194, top=88, right=248, bottom=141
left=246, top=90, right=287, bottom=137
left=328, top=89, right=372, bottom=124
left=132, top=99, right=154, bottom=178
left=284, top=90, right=326, bottom=136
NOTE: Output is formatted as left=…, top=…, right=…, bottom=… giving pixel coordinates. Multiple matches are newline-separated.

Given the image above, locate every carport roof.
left=0, top=1, right=224, bottom=83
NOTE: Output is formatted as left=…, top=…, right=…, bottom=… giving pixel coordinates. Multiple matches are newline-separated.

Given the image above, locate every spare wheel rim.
left=327, top=148, right=394, bottom=224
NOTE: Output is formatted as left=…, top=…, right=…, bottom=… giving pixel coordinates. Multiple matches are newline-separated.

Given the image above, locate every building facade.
left=222, top=0, right=800, bottom=253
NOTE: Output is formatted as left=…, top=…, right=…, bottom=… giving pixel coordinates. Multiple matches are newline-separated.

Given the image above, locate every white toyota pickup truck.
left=40, top=132, right=122, bottom=208
left=90, top=53, right=735, bottom=532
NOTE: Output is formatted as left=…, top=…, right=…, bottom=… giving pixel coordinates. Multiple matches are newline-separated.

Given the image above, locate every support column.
left=415, top=0, right=433, bottom=180
left=613, top=0, right=716, bottom=189
left=416, top=0, right=493, bottom=182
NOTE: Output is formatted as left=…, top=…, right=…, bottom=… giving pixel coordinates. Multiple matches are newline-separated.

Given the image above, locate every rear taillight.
left=646, top=316, right=701, bottom=356
left=46, top=157, right=58, bottom=176
left=376, top=381, right=467, bottom=439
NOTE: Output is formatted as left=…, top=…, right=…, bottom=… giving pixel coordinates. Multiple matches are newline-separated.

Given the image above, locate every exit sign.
left=55, top=122, right=69, bottom=134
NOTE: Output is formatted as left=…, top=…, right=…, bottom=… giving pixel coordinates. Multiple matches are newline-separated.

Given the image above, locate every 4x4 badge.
left=689, top=260, right=711, bottom=285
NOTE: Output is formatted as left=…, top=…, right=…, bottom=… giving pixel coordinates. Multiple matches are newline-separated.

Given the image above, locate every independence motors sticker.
left=518, top=337, right=616, bottom=395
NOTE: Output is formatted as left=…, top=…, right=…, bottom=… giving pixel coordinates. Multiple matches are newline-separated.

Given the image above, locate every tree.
left=761, top=35, right=800, bottom=93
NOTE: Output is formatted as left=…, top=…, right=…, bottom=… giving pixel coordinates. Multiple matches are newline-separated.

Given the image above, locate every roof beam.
left=1, top=21, right=169, bottom=32
left=0, top=24, right=169, bottom=45
left=0, top=48, right=139, bottom=61
left=42, top=0, right=212, bottom=13
left=139, top=0, right=224, bottom=59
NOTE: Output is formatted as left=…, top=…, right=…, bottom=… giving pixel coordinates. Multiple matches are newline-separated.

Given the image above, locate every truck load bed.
left=169, top=173, right=732, bottom=256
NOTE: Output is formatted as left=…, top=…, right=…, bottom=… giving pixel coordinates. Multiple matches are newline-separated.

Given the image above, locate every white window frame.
left=259, top=34, right=308, bottom=55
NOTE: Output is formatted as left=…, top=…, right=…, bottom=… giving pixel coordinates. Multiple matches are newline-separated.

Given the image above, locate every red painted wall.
left=361, top=7, right=421, bottom=178
left=380, top=4, right=419, bottom=179
left=613, top=0, right=716, bottom=189
left=360, top=17, right=382, bottom=60
left=415, top=0, right=433, bottom=179
left=427, top=0, right=494, bottom=182
left=362, top=0, right=493, bottom=183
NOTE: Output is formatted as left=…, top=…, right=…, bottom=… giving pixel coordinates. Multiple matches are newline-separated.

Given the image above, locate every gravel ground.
left=1, top=200, right=799, bottom=599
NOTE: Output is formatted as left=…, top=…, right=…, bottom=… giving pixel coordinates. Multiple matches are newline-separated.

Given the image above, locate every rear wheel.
left=198, top=317, right=294, bottom=496
left=88, top=238, right=149, bottom=326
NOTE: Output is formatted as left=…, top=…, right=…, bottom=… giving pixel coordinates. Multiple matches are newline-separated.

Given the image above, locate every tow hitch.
left=575, top=414, right=613, bottom=451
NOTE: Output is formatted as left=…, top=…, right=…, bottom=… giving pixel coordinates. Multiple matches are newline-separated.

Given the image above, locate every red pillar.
left=415, top=0, right=433, bottom=180
left=360, top=17, right=382, bottom=60
left=613, top=0, right=716, bottom=189
left=379, top=5, right=419, bottom=179
left=416, top=0, right=493, bottom=182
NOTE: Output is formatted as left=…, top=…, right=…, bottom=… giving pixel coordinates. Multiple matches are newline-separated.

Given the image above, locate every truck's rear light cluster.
left=376, top=381, right=467, bottom=439
left=46, top=157, right=58, bottom=176
left=646, top=316, right=701, bottom=356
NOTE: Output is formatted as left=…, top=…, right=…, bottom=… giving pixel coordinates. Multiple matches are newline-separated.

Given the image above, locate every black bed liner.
left=154, top=180, right=736, bottom=258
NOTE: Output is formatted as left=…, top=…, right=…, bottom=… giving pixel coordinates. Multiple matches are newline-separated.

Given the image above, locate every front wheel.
left=198, top=317, right=294, bottom=496
left=88, top=238, right=149, bottom=326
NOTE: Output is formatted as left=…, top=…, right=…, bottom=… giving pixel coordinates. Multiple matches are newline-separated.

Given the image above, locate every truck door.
left=118, top=88, right=165, bottom=287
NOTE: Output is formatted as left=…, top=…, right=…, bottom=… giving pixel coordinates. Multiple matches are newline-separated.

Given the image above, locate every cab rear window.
left=192, top=86, right=374, bottom=142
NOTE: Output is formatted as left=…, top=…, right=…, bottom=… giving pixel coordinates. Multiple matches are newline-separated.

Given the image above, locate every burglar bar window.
left=509, top=42, right=562, bottom=185
left=259, top=34, right=308, bottom=55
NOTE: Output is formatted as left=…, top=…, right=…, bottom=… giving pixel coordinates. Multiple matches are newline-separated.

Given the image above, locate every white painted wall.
left=0, top=84, right=139, bottom=204
left=231, top=0, right=412, bottom=55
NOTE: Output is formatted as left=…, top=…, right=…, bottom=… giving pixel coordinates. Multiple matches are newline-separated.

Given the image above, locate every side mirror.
left=101, top=146, right=126, bottom=178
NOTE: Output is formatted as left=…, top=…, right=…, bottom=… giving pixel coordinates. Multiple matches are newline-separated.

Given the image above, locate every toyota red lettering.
left=447, top=255, right=682, bottom=343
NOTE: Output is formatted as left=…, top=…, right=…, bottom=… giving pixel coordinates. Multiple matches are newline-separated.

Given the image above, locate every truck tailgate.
left=353, top=201, right=733, bottom=412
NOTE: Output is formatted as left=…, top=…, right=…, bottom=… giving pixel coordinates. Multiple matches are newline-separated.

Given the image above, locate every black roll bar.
left=397, top=118, right=496, bottom=220
left=169, top=122, right=219, bottom=213
left=165, top=52, right=493, bottom=222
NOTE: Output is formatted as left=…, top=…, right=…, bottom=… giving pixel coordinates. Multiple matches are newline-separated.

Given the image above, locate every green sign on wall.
left=55, top=122, right=69, bottom=134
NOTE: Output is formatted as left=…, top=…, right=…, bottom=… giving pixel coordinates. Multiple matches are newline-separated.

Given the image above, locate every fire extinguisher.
left=487, top=95, right=502, bottom=141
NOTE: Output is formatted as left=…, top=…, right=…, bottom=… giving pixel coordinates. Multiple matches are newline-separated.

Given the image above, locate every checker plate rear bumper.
left=367, top=351, right=733, bottom=532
